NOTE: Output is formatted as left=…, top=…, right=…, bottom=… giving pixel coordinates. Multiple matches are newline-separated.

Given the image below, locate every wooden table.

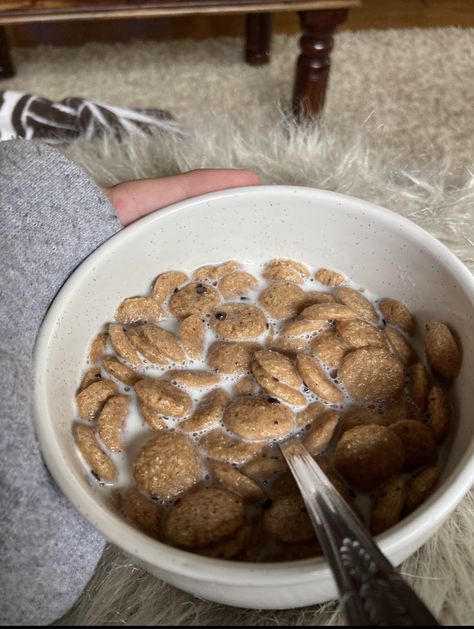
left=0, top=1, right=359, bottom=118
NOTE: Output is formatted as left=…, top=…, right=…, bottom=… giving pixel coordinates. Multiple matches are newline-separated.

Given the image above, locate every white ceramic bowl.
left=34, top=186, right=474, bottom=610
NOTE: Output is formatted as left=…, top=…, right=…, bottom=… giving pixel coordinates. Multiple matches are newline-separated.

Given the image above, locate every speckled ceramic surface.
left=34, top=186, right=474, bottom=610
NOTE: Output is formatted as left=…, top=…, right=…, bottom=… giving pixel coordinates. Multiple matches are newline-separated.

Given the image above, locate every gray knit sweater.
left=0, top=140, right=122, bottom=626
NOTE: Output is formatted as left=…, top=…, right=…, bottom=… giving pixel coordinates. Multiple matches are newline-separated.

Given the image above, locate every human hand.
left=104, top=169, right=261, bottom=226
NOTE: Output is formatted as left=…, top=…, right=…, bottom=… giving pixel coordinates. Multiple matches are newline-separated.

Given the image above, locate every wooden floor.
left=6, top=0, right=474, bottom=46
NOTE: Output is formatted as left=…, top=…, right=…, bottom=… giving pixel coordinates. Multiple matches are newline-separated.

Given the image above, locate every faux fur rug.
left=4, top=27, right=474, bottom=625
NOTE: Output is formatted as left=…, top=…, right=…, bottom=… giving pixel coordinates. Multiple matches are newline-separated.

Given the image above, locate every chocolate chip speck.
left=91, top=470, right=101, bottom=482
left=173, top=287, right=179, bottom=294
left=215, top=312, right=227, bottom=320
left=268, top=397, right=280, bottom=405
left=262, top=499, right=273, bottom=511
left=196, top=284, right=207, bottom=294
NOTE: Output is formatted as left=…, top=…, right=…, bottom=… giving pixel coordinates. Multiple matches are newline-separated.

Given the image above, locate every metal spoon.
left=280, top=440, right=440, bottom=626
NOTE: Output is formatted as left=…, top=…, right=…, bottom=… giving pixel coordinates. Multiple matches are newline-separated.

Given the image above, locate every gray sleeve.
left=0, top=140, right=122, bottom=626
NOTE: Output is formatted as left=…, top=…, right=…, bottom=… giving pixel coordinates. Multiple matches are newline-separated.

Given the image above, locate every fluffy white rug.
left=4, top=27, right=474, bottom=625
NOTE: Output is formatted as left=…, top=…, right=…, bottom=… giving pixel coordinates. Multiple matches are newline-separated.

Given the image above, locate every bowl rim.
left=34, top=184, right=474, bottom=587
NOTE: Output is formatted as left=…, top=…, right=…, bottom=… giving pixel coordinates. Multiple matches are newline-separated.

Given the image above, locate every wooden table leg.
left=292, top=9, right=348, bottom=119
left=245, top=13, right=272, bottom=65
left=0, top=27, right=15, bottom=79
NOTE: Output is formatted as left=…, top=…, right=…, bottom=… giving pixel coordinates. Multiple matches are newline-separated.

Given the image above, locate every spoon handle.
left=280, top=440, right=440, bottom=626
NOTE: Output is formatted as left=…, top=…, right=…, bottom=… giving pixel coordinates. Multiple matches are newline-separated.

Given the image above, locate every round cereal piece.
left=96, top=394, right=130, bottom=453
left=200, top=524, right=252, bottom=560
left=126, top=328, right=168, bottom=365
left=405, top=466, right=441, bottom=514
left=180, top=388, right=230, bottom=432
left=137, top=398, right=166, bottom=431
left=271, top=335, right=311, bottom=356
left=383, top=399, right=422, bottom=424
left=178, top=314, right=205, bottom=360
left=259, top=282, right=307, bottom=320
left=338, top=347, right=405, bottom=403
left=370, top=476, right=406, bottom=536
left=200, top=429, right=265, bottom=464
left=109, top=323, right=141, bottom=367
left=167, top=369, right=220, bottom=388
left=121, top=489, right=162, bottom=539
left=193, top=261, right=241, bottom=282
left=385, top=327, right=417, bottom=366
left=223, top=397, right=295, bottom=441
left=426, top=385, right=451, bottom=444
left=115, top=297, right=164, bottom=325
left=302, top=291, right=337, bottom=307
left=74, top=424, right=117, bottom=483
left=102, top=356, right=140, bottom=386
left=263, top=494, right=315, bottom=543
left=272, top=472, right=299, bottom=497
left=336, top=319, right=386, bottom=350
left=218, top=271, right=258, bottom=297
left=138, top=323, right=185, bottom=363
left=310, top=331, right=348, bottom=370
left=296, top=401, right=326, bottom=427
left=164, top=488, right=244, bottom=549
left=134, top=432, right=201, bottom=500
left=379, top=299, right=416, bottom=335
left=211, top=303, right=267, bottom=340
left=410, top=362, right=430, bottom=411
left=233, top=376, right=257, bottom=396
left=208, top=461, right=265, bottom=502
left=152, top=270, right=189, bottom=303
left=296, top=353, right=343, bottom=404
left=251, top=360, right=307, bottom=406
left=76, top=379, right=117, bottom=420
left=262, top=259, right=310, bottom=284
left=79, top=367, right=102, bottom=392
left=253, top=349, right=300, bottom=388
left=342, top=407, right=387, bottom=432
left=424, top=320, right=462, bottom=380
left=300, top=302, right=356, bottom=321
left=207, top=341, right=260, bottom=374
left=333, top=425, right=406, bottom=492
left=169, top=282, right=220, bottom=319
left=314, top=268, right=347, bottom=287
left=334, top=287, right=378, bottom=324
left=389, top=420, right=438, bottom=471
left=243, top=453, right=288, bottom=479
left=281, top=318, right=328, bottom=337
left=88, top=332, right=108, bottom=365
left=303, top=410, right=340, bottom=455
left=135, top=379, right=192, bottom=418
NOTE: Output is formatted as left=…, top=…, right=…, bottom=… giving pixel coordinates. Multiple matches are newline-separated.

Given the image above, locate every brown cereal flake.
left=281, top=318, right=328, bottom=337
left=370, top=476, right=406, bottom=536
left=211, top=303, right=267, bottom=340
left=300, top=302, right=356, bottom=322
left=379, top=299, right=416, bottom=335
left=79, top=367, right=102, bottom=392
left=115, top=297, right=164, bottom=325
left=296, top=401, right=326, bottom=427
left=243, top=454, right=288, bottom=479
left=251, top=360, right=307, bottom=406
left=389, top=420, right=438, bottom=471
left=382, top=400, right=422, bottom=424
left=200, top=429, right=265, bottom=465
left=427, top=385, right=451, bottom=444
left=270, top=335, right=311, bottom=356
left=385, top=327, right=417, bottom=366
left=102, top=356, right=140, bottom=386
left=167, top=369, right=220, bottom=388
left=180, top=388, right=230, bottom=432
left=336, top=319, right=386, bottom=350
left=126, top=328, right=168, bottom=365
left=96, top=394, right=130, bottom=453
left=88, top=332, right=108, bottom=365
left=315, top=268, right=346, bottom=286
left=137, top=397, right=167, bottom=431
left=152, top=271, right=189, bottom=304
left=263, top=494, right=315, bottom=543
left=223, top=396, right=295, bottom=442
left=342, top=407, right=387, bottom=432
left=258, top=282, right=307, bottom=320
left=179, top=315, right=205, bottom=360
left=193, top=261, right=241, bottom=282
left=262, top=259, right=310, bottom=284
left=302, top=291, right=337, bottom=306
left=410, top=362, right=430, bottom=411
left=218, top=271, right=258, bottom=297
left=137, top=323, right=185, bottom=363
left=335, top=287, right=379, bottom=324
left=200, top=524, right=252, bottom=560
left=135, top=379, right=192, bottom=418
left=207, top=341, right=260, bottom=374
left=310, top=331, right=348, bottom=369
left=76, top=379, right=117, bottom=421
left=405, top=466, right=441, bottom=514
left=74, top=424, right=117, bottom=483
left=169, top=282, right=220, bottom=319
left=253, top=349, right=301, bottom=388
left=233, top=376, right=257, bottom=396
left=121, top=489, right=162, bottom=539
left=424, top=320, right=462, bottom=380
left=296, top=353, right=343, bottom=404
left=208, top=461, right=265, bottom=502
left=303, top=410, right=340, bottom=455
left=109, top=323, right=141, bottom=367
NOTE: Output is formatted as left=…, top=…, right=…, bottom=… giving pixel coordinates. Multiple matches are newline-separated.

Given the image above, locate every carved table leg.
left=0, top=27, right=15, bottom=79
left=292, top=9, right=348, bottom=119
left=245, top=13, right=272, bottom=65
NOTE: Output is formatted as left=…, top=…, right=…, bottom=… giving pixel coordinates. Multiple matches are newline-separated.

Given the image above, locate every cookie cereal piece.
left=338, top=347, right=405, bottom=403
left=296, top=353, right=343, bottom=404
left=300, top=302, right=356, bottom=321
left=135, top=379, right=192, bottom=418
left=296, top=401, right=326, bottom=427
left=167, top=369, right=220, bottom=388
left=263, top=494, right=315, bottom=543
left=251, top=360, right=307, bottom=406
left=200, top=429, right=265, bottom=464
left=383, top=399, right=422, bottom=424
left=121, top=489, right=162, bottom=539
left=88, top=332, right=108, bottom=365
left=102, top=356, right=141, bottom=386
left=335, top=287, right=378, bottom=324
left=379, top=299, right=416, bottom=335
left=109, top=323, right=141, bottom=367
left=134, top=432, right=201, bottom=499
left=426, top=385, right=451, bottom=444
left=208, top=461, right=265, bottom=502
left=302, top=291, right=337, bottom=306
left=405, top=466, right=441, bottom=514
left=310, top=331, right=348, bottom=369
left=258, top=282, right=307, bottom=320
left=303, top=410, right=340, bottom=455
left=115, top=297, right=164, bottom=325
left=193, top=261, right=241, bottom=282
left=179, top=314, right=205, bottom=360
left=243, top=453, right=288, bottom=479
left=314, top=268, right=347, bottom=287
left=333, top=425, right=406, bottom=492
left=385, top=327, right=417, bottom=366
left=96, top=394, right=130, bottom=453
left=223, top=396, right=295, bottom=441
left=389, top=420, right=438, bottom=471
left=218, top=271, right=258, bottom=297
left=169, top=282, right=220, bottom=319
left=410, top=362, right=430, bottom=411
left=262, top=259, right=310, bottom=284
left=207, top=341, right=260, bottom=374
left=126, top=328, right=168, bottom=365
left=342, top=407, right=387, bottom=432
left=76, top=379, right=118, bottom=420
left=211, top=303, right=267, bottom=340
left=164, top=487, right=244, bottom=549
left=370, top=476, right=406, bottom=535
left=137, top=323, right=185, bottom=363
left=233, top=376, right=257, bottom=396
left=137, top=397, right=167, bottom=431
left=336, top=319, right=386, bottom=350
left=271, top=335, right=311, bottom=356
left=424, top=320, right=462, bottom=380
left=281, top=318, right=328, bottom=337
left=180, top=388, right=230, bottom=432
left=253, top=349, right=301, bottom=388
left=200, top=524, right=252, bottom=560
left=79, top=367, right=102, bottom=392
left=74, top=424, right=117, bottom=483
left=152, top=271, right=189, bottom=304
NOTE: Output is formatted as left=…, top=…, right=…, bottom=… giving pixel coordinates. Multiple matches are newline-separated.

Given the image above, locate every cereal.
left=302, top=291, right=337, bottom=306
left=126, top=328, right=168, bottom=365
left=180, top=388, right=230, bottom=432
left=96, top=395, right=130, bottom=453
left=370, top=476, right=406, bottom=535
left=121, top=489, right=162, bottom=539
left=342, top=407, right=387, bottom=432
left=385, top=327, right=417, bottom=366
left=263, top=259, right=310, bottom=284
left=79, top=367, right=102, bottom=391
left=410, top=362, right=430, bottom=410
left=76, top=379, right=117, bottom=420
left=310, top=331, right=348, bottom=369
left=109, top=323, right=141, bottom=367
left=137, top=397, right=166, bottom=431
left=200, top=429, right=265, bottom=464
left=243, top=454, right=287, bottom=479
left=379, top=299, right=416, bottom=335
left=296, top=353, right=343, bottom=403
left=303, top=410, right=340, bottom=455
left=336, top=319, right=386, bottom=350
left=251, top=360, right=307, bottom=406
left=211, top=303, right=267, bottom=340
left=405, top=466, right=441, bottom=514
left=299, top=302, right=356, bottom=321
left=115, top=297, right=163, bottom=324
left=383, top=399, right=422, bottom=424
left=335, top=287, right=378, bottom=324
left=270, top=335, right=311, bottom=356
left=152, top=270, right=189, bottom=304
left=281, top=318, right=327, bottom=337
left=167, top=369, right=220, bottom=388
left=169, top=282, right=220, bottom=318
left=208, top=461, right=265, bottom=502
left=424, top=320, right=462, bottom=380
left=263, top=495, right=315, bottom=543
left=207, top=341, right=260, bottom=374
left=218, top=271, right=258, bottom=297
left=193, top=261, right=241, bottom=282
left=134, top=433, right=201, bottom=499
left=135, top=379, right=192, bottom=418
left=137, top=323, right=185, bottom=363
left=253, top=349, right=301, bottom=388
left=272, top=472, right=299, bottom=497
left=178, top=315, right=205, bottom=360
left=427, top=385, right=451, bottom=444
left=102, top=356, right=140, bottom=386
left=74, top=424, right=117, bottom=483
left=200, top=524, right=252, bottom=559
left=296, top=401, right=326, bottom=427
left=333, top=425, right=406, bottom=492
left=389, top=420, right=438, bottom=470
left=223, top=397, right=295, bottom=441
left=338, top=347, right=405, bottom=403
left=164, top=487, right=244, bottom=549
left=259, top=282, right=307, bottom=319
left=233, top=376, right=257, bottom=396
left=314, top=268, right=346, bottom=286
left=88, top=332, right=108, bottom=365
